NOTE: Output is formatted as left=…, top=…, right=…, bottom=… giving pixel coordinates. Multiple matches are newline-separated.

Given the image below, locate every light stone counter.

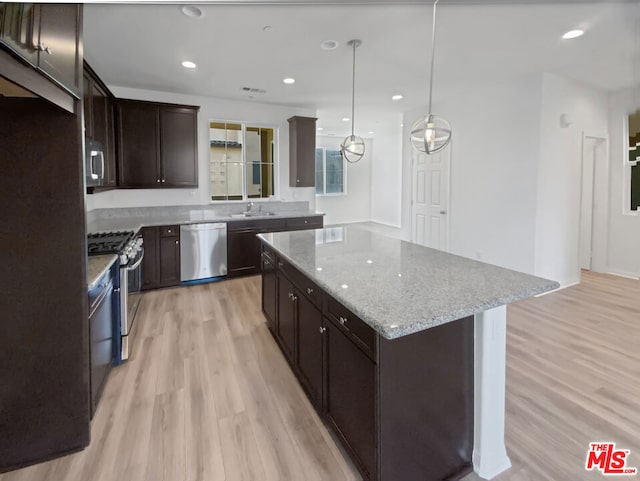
left=87, top=203, right=324, bottom=234
left=259, top=225, right=559, bottom=340
left=87, top=254, right=118, bottom=288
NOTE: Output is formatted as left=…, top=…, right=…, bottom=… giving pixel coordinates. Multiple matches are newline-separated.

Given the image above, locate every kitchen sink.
left=228, top=212, right=278, bottom=218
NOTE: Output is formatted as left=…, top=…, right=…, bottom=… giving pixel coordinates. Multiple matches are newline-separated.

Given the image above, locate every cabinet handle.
left=175, top=240, right=179, bottom=245
left=319, top=327, right=326, bottom=334
left=161, top=179, right=166, bottom=183
left=304, top=220, right=308, bottom=224
left=292, top=295, right=298, bottom=302
left=339, top=316, right=349, bottom=330
left=44, top=46, right=52, bottom=55
left=156, top=179, right=160, bottom=183
left=167, top=229, right=172, bottom=233
left=296, top=179, right=300, bottom=183
left=288, top=292, right=293, bottom=299
left=278, top=262, right=284, bottom=268
left=306, top=287, right=314, bottom=295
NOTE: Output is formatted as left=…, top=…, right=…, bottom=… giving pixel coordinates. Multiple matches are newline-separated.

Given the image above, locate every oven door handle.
left=125, top=252, right=144, bottom=271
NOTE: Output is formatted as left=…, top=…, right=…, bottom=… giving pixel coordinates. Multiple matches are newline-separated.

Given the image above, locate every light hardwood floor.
left=1, top=270, right=638, bottom=481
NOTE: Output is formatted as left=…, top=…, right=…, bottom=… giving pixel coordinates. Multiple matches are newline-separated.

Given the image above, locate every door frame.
left=578, top=132, right=609, bottom=276
left=410, top=140, right=452, bottom=252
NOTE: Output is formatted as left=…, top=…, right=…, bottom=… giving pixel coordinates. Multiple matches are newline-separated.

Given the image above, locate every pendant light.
left=410, top=0, right=451, bottom=154
left=341, top=39, right=365, bottom=163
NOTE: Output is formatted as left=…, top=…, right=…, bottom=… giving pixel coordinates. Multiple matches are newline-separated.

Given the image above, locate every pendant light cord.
left=428, top=0, right=439, bottom=114
left=351, top=40, right=357, bottom=137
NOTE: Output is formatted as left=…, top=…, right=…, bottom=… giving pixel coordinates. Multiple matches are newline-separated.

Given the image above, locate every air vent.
left=241, top=86, right=267, bottom=94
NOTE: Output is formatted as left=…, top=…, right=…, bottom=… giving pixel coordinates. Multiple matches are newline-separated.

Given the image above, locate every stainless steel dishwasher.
left=180, top=223, right=228, bottom=282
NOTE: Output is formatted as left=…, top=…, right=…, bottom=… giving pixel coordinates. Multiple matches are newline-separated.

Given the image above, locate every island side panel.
left=378, top=315, right=474, bottom=481
left=473, top=305, right=512, bottom=479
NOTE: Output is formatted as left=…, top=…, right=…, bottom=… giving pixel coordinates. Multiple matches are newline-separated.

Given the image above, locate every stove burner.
left=87, top=231, right=135, bottom=256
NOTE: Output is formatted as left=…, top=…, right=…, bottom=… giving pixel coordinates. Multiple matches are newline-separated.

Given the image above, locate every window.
left=315, top=147, right=346, bottom=196
left=629, top=110, right=639, bottom=211
left=209, top=121, right=276, bottom=201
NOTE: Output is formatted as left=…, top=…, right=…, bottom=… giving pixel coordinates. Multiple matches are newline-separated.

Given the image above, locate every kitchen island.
left=258, top=225, right=558, bottom=481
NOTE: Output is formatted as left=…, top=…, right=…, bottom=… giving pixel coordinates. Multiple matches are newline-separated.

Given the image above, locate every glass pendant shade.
left=341, top=134, right=365, bottom=163
left=410, top=114, right=451, bottom=154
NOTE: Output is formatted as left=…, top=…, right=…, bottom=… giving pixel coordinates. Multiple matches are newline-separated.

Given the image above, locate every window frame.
left=315, top=146, right=347, bottom=197
left=624, top=112, right=639, bottom=215
left=208, top=119, right=279, bottom=203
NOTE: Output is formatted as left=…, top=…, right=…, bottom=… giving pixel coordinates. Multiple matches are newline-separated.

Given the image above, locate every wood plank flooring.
left=1, top=270, right=638, bottom=481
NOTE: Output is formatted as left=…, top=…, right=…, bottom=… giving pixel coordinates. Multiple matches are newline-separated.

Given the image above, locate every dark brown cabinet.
left=277, top=273, right=296, bottom=362
left=116, top=100, right=198, bottom=189
left=325, top=319, right=377, bottom=479
left=227, top=216, right=322, bottom=278
left=288, top=116, right=317, bottom=187
left=0, top=3, right=81, bottom=112
left=261, top=248, right=277, bottom=333
left=261, top=249, right=474, bottom=481
left=84, top=62, right=117, bottom=192
left=36, top=4, right=80, bottom=95
left=296, top=292, right=323, bottom=408
left=141, top=225, right=181, bottom=290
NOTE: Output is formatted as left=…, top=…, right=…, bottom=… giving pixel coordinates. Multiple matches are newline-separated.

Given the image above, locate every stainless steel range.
left=87, top=231, right=144, bottom=361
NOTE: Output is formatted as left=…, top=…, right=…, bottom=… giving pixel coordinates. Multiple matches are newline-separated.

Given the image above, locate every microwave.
left=86, top=139, right=105, bottom=188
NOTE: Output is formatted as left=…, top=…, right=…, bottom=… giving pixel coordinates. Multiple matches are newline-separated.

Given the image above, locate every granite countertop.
left=88, top=255, right=118, bottom=289
left=88, top=210, right=324, bottom=234
left=258, top=225, right=559, bottom=340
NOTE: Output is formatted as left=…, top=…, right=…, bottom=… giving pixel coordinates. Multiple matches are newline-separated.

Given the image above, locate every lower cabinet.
left=228, top=216, right=323, bottom=278
left=141, top=225, right=180, bottom=290
left=261, top=246, right=474, bottom=481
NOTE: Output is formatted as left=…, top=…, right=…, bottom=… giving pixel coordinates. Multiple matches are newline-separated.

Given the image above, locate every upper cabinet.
left=116, top=99, right=199, bottom=188
left=288, top=116, right=317, bottom=187
left=0, top=3, right=81, bottom=112
left=84, top=62, right=117, bottom=191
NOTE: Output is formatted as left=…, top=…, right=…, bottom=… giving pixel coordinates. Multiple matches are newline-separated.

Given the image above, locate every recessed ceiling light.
left=283, top=78, right=295, bottom=84
left=316, top=267, right=323, bottom=271
left=341, top=284, right=349, bottom=289
left=400, top=123, right=404, bottom=127
left=368, top=131, right=375, bottom=135
left=342, top=117, right=350, bottom=122
left=180, top=5, right=204, bottom=18
left=321, top=40, right=339, bottom=51
left=391, top=94, right=403, bottom=101
left=562, top=29, right=584, bottom=40
left=181, top=61, right=197, bottom=69
left=317, top=127, right=324, bottom=131
left=366, top=259, right=373, bottom=264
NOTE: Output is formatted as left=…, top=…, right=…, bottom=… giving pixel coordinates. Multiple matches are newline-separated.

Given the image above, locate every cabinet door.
left=89, top=283, right=113, bottom=416
left=0, top=3, right=39, bottom=66
left=91, top=82, right=117, bottom=186
left=325, top=320, right=377, bottom=479
left=160, top=107, right=198, bottom=187
left=276, top=273, right=296, bottom=362
left=261, top=255, right=277, bottom=333
left=117, top=101, right=161, bottom=187
left=141, top=227, right=160, bottom=290
left=159, top=234, right=181, bottom=287
left=37, top=4, right=80, bottom=96
left=83, top=72, right=93, bottom=138
left=288, top=116, right=317, bottom=187
left=296, top=294, right=323, bottom=408
left=227, top=230, right=261, bottom=277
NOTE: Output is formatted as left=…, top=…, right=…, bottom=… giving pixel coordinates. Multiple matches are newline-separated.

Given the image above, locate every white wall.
left=85, top=86, right=316, bottom=211
left=403, top=75, right=542, bottom=274
left=533, top=73, right=609, bottom=286
left=315, top=136, right=372, bottom=225
left=370, top=121, right=403, bottom=228
left=607, top=87, right=640, bottom=278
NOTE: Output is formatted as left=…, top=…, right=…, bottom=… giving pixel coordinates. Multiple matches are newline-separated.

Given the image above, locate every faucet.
left=246, top=202, right=254, bottom=213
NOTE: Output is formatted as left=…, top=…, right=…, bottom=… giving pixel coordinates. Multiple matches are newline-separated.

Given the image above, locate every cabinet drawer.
left=160, top=225, right=179, bottom=237
left=324, top=296, right=376, bottom=361
left=276, top=257, right=322, bottom=308
left=285, top=216, right=323, bottom=231
left=228, top=218, right=286, bottom=232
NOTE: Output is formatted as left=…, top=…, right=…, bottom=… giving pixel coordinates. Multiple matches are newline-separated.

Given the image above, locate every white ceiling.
left=84, top=2, right=637, bottom=136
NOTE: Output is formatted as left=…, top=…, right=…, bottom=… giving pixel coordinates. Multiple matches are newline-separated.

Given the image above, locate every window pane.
left=210, top=122, right=243, bottom=200
left=315, top=148, right=324, bottom=195
left=210, top=162, right=227, bottom=200
left=325, top=149, right=344, bottom=194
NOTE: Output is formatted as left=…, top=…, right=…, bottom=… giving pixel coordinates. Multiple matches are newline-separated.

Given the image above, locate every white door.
left=411, top=143, right=450, bottom=251
left=579, top=138, right=596, bottom=270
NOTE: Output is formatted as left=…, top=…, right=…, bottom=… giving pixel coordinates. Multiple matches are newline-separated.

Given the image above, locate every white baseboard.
left=605, top=270, right=640, bottom=280
left=535, top=279, right=580, bottom=297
